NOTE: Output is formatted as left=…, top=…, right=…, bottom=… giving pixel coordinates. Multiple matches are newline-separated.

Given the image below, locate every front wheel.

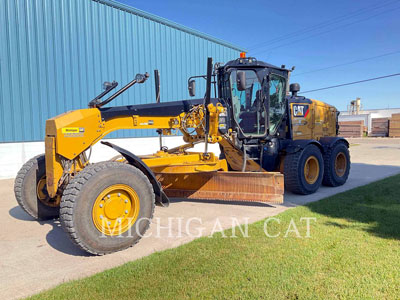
left=284, top=144, right=324, bottom=195
left=14, top=154, right=60, bottom=220
left=60, top=161, right=155, bottom=255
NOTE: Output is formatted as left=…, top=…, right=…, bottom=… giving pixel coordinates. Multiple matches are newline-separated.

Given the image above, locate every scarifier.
left=14, top=55, right=350, bottom=255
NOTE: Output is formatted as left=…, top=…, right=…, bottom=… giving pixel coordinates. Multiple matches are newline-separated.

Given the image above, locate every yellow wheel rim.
left=304, top=156, right=319, bottom=185
left=92, top=184, right=140, bottom=236
left=36, top=176, right=60, bottom=207
left=335, top=152, right=347, bottom=177
left=36, top=176, right=48, bottom=201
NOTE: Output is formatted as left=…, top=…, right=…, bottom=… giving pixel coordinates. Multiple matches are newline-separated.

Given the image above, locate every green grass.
left=30, top=175, right=400, bottom=300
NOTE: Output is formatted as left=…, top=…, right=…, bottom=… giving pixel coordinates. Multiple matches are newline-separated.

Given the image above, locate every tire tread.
left=284, top=144, right=324, bottom=195
left=14, top=154, right=55, bottom=220
left=60, top=161, right=155, bottom=255
left=322, top=140, right=351, bottom=187
left=283, top=150, right=304, bottom=194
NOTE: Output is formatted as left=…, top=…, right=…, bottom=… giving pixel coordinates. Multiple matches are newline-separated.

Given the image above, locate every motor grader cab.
left=14, top=56, right=350, bottom=255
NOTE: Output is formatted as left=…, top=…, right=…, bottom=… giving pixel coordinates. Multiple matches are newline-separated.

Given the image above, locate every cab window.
left=230, top=70, right=265, bottom=136
left=269, top=74, right=286, bottom=134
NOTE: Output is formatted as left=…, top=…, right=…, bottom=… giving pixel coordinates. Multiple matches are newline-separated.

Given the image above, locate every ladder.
left=241, top=143, right=264, bottom=172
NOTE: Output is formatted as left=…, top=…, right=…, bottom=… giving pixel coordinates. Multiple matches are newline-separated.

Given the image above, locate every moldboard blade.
left=155, top=171, right=284, bottom=204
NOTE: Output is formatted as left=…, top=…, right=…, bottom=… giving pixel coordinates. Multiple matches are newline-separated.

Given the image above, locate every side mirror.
left=237, top=71, right=246, bottom=91
left=188, top=79, right=196, bottom=97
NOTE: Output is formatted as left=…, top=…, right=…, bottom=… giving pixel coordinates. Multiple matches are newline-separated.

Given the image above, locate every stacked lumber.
left=370, top=118, right=389, bottom=137
left=389, top=113, right=400, bottom=137
left=338, top=120, right=363, bottom=138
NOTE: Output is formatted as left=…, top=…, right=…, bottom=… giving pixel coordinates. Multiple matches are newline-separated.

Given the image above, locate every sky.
left=117, top=0, right=400, bottom=111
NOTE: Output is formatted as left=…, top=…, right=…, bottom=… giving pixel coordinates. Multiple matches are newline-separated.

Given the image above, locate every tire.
left=322, top=141, right=350, bottom=187
left=284, top=144, right=324, bottom=195
left=14, top=154, right=60, bottom=220
left=60, top=161, right=155, bottom=255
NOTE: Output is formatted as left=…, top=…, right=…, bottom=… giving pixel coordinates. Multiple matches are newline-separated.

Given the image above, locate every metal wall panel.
left=0, top=0, right=243, bottom=142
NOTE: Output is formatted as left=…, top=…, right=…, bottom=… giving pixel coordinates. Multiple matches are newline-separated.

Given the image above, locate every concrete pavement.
left=0, top=138, right=399, bottom=299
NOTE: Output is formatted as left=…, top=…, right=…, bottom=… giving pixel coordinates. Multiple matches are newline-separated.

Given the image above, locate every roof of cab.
left=223, top=57, right=286, bottom=71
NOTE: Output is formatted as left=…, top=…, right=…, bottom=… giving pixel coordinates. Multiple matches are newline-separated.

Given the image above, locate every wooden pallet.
left=389, top=114, right=400, bottom=137
left=391, top=113, right=400, bottom=120
left=370, top=118, right=389, bottom=137
left=338, top=121, right=363, bottom=138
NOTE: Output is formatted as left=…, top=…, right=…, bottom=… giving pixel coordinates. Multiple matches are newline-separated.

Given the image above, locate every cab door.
left=230, top=70, right=266, bottom=137
left=268, top=74, right=287, bottom=135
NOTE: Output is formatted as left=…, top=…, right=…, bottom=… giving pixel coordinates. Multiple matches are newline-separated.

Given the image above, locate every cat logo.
left=293, top=104, right=310, bottom=118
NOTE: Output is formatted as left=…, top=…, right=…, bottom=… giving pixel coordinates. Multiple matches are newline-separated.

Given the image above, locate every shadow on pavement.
left=9, top=205, right=90, bottom=256
left=9, top=206, right=36, bottom=221
left=373, top=146, right=400, bottom=150
left=44, top=220, right=91, bottom=257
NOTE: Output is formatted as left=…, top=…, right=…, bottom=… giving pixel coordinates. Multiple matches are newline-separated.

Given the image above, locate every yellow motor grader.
left=14, top=56, right=350, bottom=255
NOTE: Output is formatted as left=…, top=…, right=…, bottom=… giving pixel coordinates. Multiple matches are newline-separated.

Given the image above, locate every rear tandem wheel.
left=322, top=141, right=351, bottom=187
